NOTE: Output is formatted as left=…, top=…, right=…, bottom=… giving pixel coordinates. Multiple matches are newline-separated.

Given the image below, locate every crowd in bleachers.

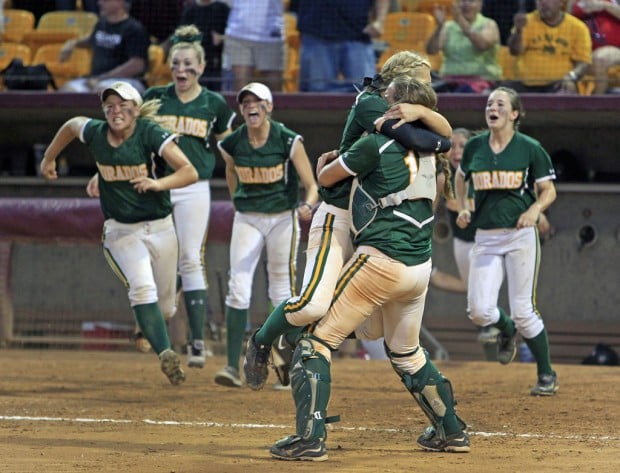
left=1, top=0, right=619, bottom=94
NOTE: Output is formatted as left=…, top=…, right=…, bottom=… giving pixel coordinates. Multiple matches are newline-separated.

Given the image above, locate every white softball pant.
left=102, top=214, right=179, bottom=319
left=467, top=226, right=545, bottom=339
left=314, top=246, right=432, bottom=373
left=225, top=210, right=300, bottom=310
left=171, top=180, right=210, bottom=292
left=284, top=203, right=354, bottom=326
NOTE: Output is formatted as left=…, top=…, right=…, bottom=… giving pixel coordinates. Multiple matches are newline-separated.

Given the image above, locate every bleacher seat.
left=0, top=43, right=33, bottom=90
left=376, top=12, right=437, bottom=70
left=145, top=44, right=171, bottom=87
left=22, top=11, right=99, bottom=57
left=1, top=9, right=36, bottom=43
left=32, top=43, right=92, bottom=88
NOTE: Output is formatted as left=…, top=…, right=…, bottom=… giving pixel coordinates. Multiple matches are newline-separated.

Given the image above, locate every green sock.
left=183, top=289, right=207, bottom=342
left=255, top=301, right=296, bottom=346
left=225, top=306, right=248, bottom=371
left=133, top=302, right=171, bottom=355
left=524, top=328, right=554, bottom=376
left=493, top=307, right=516, bottom=337
left=482, top=343, right=497, bottom=361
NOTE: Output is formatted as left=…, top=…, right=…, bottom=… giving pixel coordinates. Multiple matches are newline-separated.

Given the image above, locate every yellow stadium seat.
left=145, top=44, right=171, bottom=87
left=381, top=12, right=436, bottom=48
left=36, top=11, right=99, bottom=37
left=283, top=33, right=300, bottom=92
left=1, top=9, right=36, bottom=43
left=0, top=42, right=32, bottom=70
left=0, top=43, right=33, bottom=90
left=416, top=0, right=455, bottom=19
left=22, top=11, right=99, bottom=57
left=32, top=43, right=92, bottom=88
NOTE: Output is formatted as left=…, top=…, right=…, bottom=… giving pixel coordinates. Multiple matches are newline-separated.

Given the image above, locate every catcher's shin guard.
left=388, top=347, right=466, bottom=440
left=291, top=335, right=337, bottom=441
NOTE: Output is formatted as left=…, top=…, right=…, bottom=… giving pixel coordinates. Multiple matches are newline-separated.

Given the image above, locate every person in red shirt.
left=569, top=0, right=620, bottom=94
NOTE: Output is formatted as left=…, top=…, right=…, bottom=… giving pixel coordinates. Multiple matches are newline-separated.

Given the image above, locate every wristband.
left=457, top=209, right=470, bottom=218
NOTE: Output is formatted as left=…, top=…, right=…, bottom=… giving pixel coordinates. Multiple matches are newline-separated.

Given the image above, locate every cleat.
left=187, top=340, right=206, bottom=368
left=270, top=435, right=327, bottom=462
left=271, top=334, right=293, bottom=387
left=417, top=430, right=470, bottom=453
left=477, top=325, right=500, bottom=344
left=496, top=330, right=518, bottom=365
left=159, top=349, right=186, bottom=385
left=214, top=366, right=242, bottom=387
left=530, top=371, right=559, bottom=396
left=243, top=331, right=271, bottom=390
left=272, top=380, right=291, bottom=391
left=133, top=331, right=152, bottom=353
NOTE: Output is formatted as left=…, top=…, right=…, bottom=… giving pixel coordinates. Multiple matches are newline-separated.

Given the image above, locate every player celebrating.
left=269, top=78, right=469, bottom=461
left=244, top=51, right=452, bottom=389
left=214, top=82, right=319, bottom=387
left=455, top=86, right=558, bottom=395
left=143, top=25, right=235, bottom=368
left=41, top=81, right=198, bottom=385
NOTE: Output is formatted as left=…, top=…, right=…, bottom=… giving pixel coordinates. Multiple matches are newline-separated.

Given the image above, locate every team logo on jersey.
left=235, top=163, right=284, bottom=184
left=471, top=170, right=524, bottom=190
left=156, top=115, right=208, bottom=138
left=97, top=162, right=148, bottom=181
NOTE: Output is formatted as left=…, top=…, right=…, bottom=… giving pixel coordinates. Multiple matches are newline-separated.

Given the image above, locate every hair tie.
left=171, top=33, right=203, bottom=44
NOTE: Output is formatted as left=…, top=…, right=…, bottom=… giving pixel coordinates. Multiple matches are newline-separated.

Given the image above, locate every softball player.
left=455, top=86, right=558, bottom=396
left=269, top=79, right=469, bottom=461
left=431, top=128, right=501, bottom=360
left=143, top=25, right=235, bottom=368
left=244, top=51, right=452, bottom=389
left=40, top=81, right=198, bottom=385
left=214, top=82, right=319, bottom=387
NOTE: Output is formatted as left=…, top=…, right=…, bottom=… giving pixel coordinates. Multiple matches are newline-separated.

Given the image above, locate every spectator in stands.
left=506, top=0, right=592, bottom=93
left=222, top=0, right=284, bottom=92
left=426, top=0, right=502, bottom=92
left=568, top=0, right=620, bottom=94
left=482, top=0, right=536, bottom=45
left=161, top=0, right=230, bottom=91
left=56, top=0, right=100, bottom=13
left=295, top=0, right=389, bottom=92
left=58, top=0, right=150, bottom=94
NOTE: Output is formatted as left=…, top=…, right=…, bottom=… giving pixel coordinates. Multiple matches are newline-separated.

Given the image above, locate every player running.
left=455, top=86, right=558, bottom=396
left=41, top=81, right=198, bottom=385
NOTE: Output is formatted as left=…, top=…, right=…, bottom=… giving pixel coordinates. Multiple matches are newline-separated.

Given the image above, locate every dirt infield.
left=0, top=349, right=618, bottom=473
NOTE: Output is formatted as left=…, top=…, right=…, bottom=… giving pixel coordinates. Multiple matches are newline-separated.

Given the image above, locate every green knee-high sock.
left=255, top=301, right=296, bottom=346
left=225, top=306, right=248, bottom=371
left=184, top=289, right=207, bottom=342
left=524, top=328, right=554, bottom=376
left=133, top=302, right=171, bottom=355
left=493, top=307, right=516, bottom=336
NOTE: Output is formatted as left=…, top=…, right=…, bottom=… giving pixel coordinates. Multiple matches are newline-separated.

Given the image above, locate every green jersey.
left=219, top=119, right=301, bottom=213
left=343, top=133, right=434, bottom=266
left=143, top=84, right=235, bottom=179
left=82, top=118, right=177, bottom=223
left=460, top=131, right=556, bottom=229
left=320, top=90, right=388, bottom=210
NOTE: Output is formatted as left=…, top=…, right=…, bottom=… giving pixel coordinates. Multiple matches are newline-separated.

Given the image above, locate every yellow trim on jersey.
left=531, top=226, right=542, bottom=317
